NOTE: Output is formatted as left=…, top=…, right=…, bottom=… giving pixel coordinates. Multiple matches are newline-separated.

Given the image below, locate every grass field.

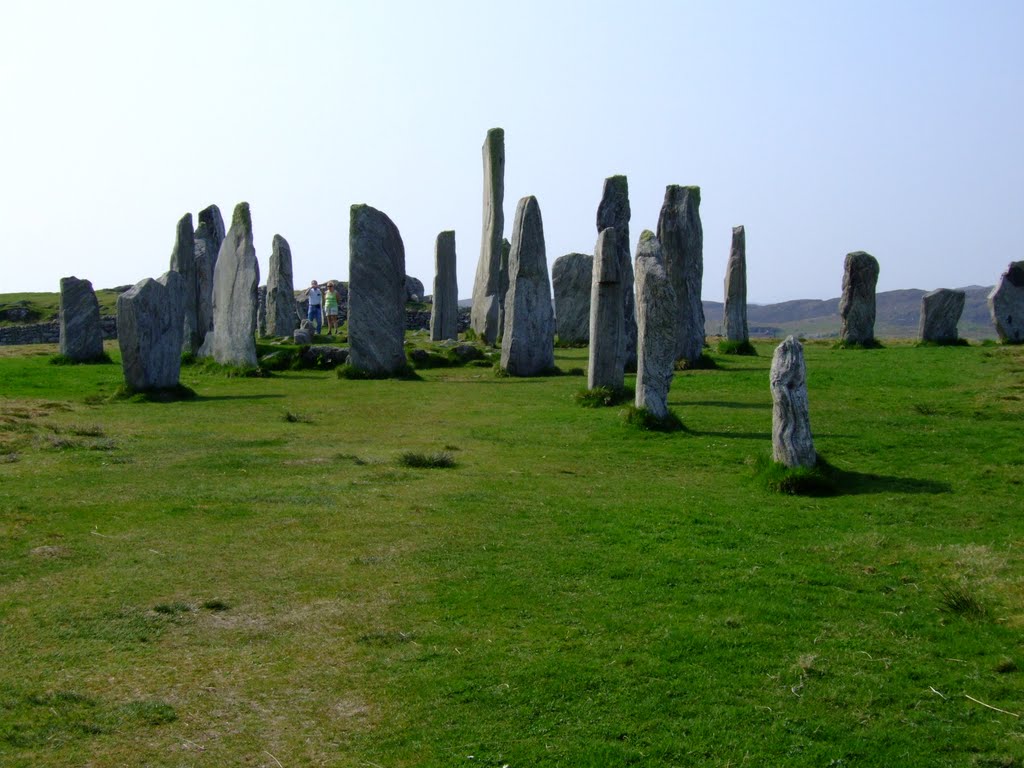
left=1, top=338, right=1022, bottom=767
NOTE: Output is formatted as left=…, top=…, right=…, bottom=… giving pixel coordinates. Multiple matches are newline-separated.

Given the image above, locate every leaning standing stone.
left=552, top=252, right=593, bottom=345
left=117, top=271, right=185, bottom=391
left=470, top=127, right=506, bottom=344
left=168, top=212, right=199, bottom=353
left=770, top=336, right=816, bottom=468
left=266, top=235, right=297, bottom=337
left=839, top=251, right=880, bottom=345
left=58, top=276, right=104, bottom=362
left=348, top=204, right=408, bottom=376
left=596, top=175, right=637, bottom=369
left=724, top=225, right=749, bottom=343
left=919, top=288, right=965, bottom=344
left=634, top=231, right=676, bottom=418
left=657, top=185, right=705, bottom=364
left=501, top=196, right=555, bottom=376
left=430, top=230, right=459, bottom=341
left=198, top=202, right=259, bottom=368
left=988, top=261, right=1024, bottom=343
left=194, top=204, right=225, bottom=343
left=588, top=228, right=625, bottom=390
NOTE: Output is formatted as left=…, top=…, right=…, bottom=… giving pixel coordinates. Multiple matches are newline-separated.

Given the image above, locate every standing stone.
left=596, top=175, right=637, bottom=369
left=266, top=235, right=297, bottom=337
left=58, top=276, right=104, bottom=362
left=198, top=202, right=259, bottom=368
left=552, top=252, right=593, bottom=345
left=657, top=185, right=705, bottom=363
left=724, top=225, right=749, bottom=343
left=430, top=230, right=458, bottom=341
left=117, top=271, right=185, bottom=391
left=405, top=275, right=425, bottom=303
left=588, top=228, right=625, bottom=390
left=988, top=261, right=1024, bottom=343
left=194, top=204, right=226, bottom=343
left=501, top=196, right=555, bottom=376
left=348, top=204, right=408, bottom=375
left=470, top=127, right=505, bottom=344
left=257, top=285, right=267, bottom=337
left=839, top=251, right=880, bottom=345
left=168, top=213, right=200, bottom=353
left=634, top=231, right=677, bottom=418
left=919, top=288, right=965, bottom=344
left=496, top=237, right=511, bottom=340
left=770, top=336, right=816, bottom=468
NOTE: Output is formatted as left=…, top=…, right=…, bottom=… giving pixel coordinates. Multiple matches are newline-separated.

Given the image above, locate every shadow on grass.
left=688, top=400, right=771, bottom=410
left=192, top=394, right=286, bottom=402
left=756, top=454, right=952, bottom=496
left=829, top=466, right=951, bottom=495
left=689, top=429, right=771, bottom=441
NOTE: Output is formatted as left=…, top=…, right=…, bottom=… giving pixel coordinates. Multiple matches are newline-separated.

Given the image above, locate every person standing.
left=323, top=282, right=341, bottom=335
left=306, top=280, right=323, bottom=334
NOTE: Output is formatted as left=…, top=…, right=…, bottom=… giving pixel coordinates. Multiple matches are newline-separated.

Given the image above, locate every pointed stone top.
left=733, top=225, right=745, bottom=236
left=665, top=185, right=701, bottom=206
left=272, top=234, right=289, bottom=250
left=639, top=229, right=657, bottom=244
left=231, top=202, right=251, bottom=229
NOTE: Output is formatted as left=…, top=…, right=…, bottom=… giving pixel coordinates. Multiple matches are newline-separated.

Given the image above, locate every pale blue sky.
left=1, top=0, right=1021, bottom=302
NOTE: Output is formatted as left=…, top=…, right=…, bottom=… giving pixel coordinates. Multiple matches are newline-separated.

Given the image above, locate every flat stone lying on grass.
left=634, top=230, right=676, bottom=418
left=430, top=230, right=459, bottom=341
left=294, top=320, right=314, bottom=345
left=724, top=225, right=748, bottom=343
left=988, top=260, right=1024, bottom=343
left=470, top=127, right=506, bottom=345
left=58, top=276, right=104, bottom=362
left=552, top=252, right=593, bottom=345
left=117, top=271, right=185, bottom=391
left=596, top=175, right=636, bottom=368
left=770, top=335, right=816, bottom=468
left=657, top=185, right=705, bottom=364
left=588, top=228, right=625, bottom=391
left=919, top=288, right=965, bottom=344
left=266, top=234, right=297, bottom=337
left=839, top=251, right=879, bottom=345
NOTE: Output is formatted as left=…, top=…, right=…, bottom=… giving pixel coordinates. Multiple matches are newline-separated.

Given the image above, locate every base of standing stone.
left=716, top=339, right=757, bottom=356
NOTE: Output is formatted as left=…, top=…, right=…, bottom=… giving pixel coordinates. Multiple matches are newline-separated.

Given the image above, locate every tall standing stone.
left=724, top=225, right=749, bottom=343
left=348, top=204, right=408, bottom=376
left=58, top=276, right=104, bottom=362
left=634, top=231, right=676, bottom=418
left=657, top=185, right=705, bottom=363
left=988, top=261, right=1024, bottom=343
left=470, top=127, right=505, bottom=344
left=770, top=336, right=816, bottom=469
left=919, top=288, right=965, bottom=344
left=194, top=204, right=226, bottom=343
left=117, top=271, right=185, bottom=391
left=588, top=228, right=625, bottom=390
left=552, top=252, right=593, bottom=345
left=168, top=213, right=200, bottom=353
left=198, top=202, right=259, bottom=368
left=266, top=235, right=297, bottom=337
left=596, top=175, right=636, bottom=369
left=496, top=237, right=511, bottom=340
left=839, top=251, right=880, bottom=345
left=501, top=196, right=555, bottom=376
left=430, top=230, right=458, bottom=341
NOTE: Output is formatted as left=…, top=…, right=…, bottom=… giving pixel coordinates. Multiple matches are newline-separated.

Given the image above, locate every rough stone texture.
left=348, top=204, right=408, bottom=375
left=293, top=327, right=313, bottom=345
left=117, top=271, right=185, bottom=391
left=301, top=345, right=348, bottom=368
left=839, top=251, right=880, bottom=345
left=194, top=204, right=225, bottom=343
left=770, top=336, right=816, bottom=468
left=168, top=213, right=200, bottom=353
left=657, top=185, right=705, bottom=363
left=552, top=252, right=593, bottom=345
left=198, top=203, right=259, bottom=368
left=266, top=235, right=297, bottom=337
left=501, top=196, right=555, bottom=376
left=470, top=127, right=506, bottom=344
left=988, top=261, right=1024, bottom=343
left=430, top=231, right=459, bottom=341
left=257, top=285, right=267, bottom=337
left=497, top=237, right=511, bottom=340
left=588, top=228, right=625, bottom=390
left=634, top=231, right=676, bottom=418
left=919, top=288, right=965, bottom=343
left=596, top=175, right=637, bottom=369
left=405, top=275, right=425, bottom=303
left=58, top=276, right=104, bottom=361
left=724, top=225, right=748, bottom=343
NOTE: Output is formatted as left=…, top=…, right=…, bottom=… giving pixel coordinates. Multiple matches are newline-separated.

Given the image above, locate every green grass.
left=0, top=338, right=1022, bottom=766
left=0, top=290, right=122, bottom=326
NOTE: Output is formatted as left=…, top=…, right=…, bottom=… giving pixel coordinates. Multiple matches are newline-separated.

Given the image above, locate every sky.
left=1, top=0, right=1021, bottom=303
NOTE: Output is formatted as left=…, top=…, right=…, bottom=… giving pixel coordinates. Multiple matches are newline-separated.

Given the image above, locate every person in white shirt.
left=306, top=280, right=323, bottom=334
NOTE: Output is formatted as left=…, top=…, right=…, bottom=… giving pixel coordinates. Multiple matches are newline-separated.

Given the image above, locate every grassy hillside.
left=0, top=290, right=122, bottom=326
left=0, top=339, right=1022, bottom=766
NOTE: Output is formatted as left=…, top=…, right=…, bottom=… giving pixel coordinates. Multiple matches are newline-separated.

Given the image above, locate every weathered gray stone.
left=257, top=285, right=267, bottom=337
left=168, top=213, right=199, bottom=353
left=293, top=327, right=313, bottom=345
left=497, top=237, right=511, bottom=340
left=657, top=185, right=705, bottom=363
left=117, top=271, right=185, bottom=391
left=988, top=261, right=1024, bottom=343
left=194, top=204, right=225, bottom=343
left=405, top=275, right=425, bottom=303
left=430, top=231, right=459, bottom=341
left=470, top=127, right=505, bottom=344
left=58, top=276, right=104, bottom=362
left=501, top=196, right=555, bottom=376
left=266, top=235, right=297, bottom=337
left=348, top=204, right=408, bottom=375
left=198, top=203, right=259, bottom=368
left=634, top=231, right=676, bottom=418
left=919, top=288, right=965, bottom=344
left=724, top=225, right=748, bottom=343
left=588, top=228, right=625, bottom=390
left=552, top=252, right=593, bottom=345
left=770, top=336, right=816, bottom=468
left=839, top=251, right=880, bottom=345
left=596, top=175, right=636, bottom=369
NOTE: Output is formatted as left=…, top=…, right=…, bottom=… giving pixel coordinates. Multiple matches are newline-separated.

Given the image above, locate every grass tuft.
left=675, top=353, right=719, bottom=370
left=834, top=339, right=884, bottom=350
left=574, top=386, right=633, bottom=408
left=397, top=450, right=455, bottom=469
left=337, top=364, right=420, bottom=381
left=283, top=411, right=311, bottom=424
left=620, top=405, right=686, bottom=432
left=112, top=384, right=197, bottom=403
left=202, top=599, right=230, bottom=612
left=717, top=340, right=758, bottom=356
left=753, top=454, right=838, bottom=496
left=916, top=338, right=970, bottom=348
left=938, top=582, right=987, bottom=619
